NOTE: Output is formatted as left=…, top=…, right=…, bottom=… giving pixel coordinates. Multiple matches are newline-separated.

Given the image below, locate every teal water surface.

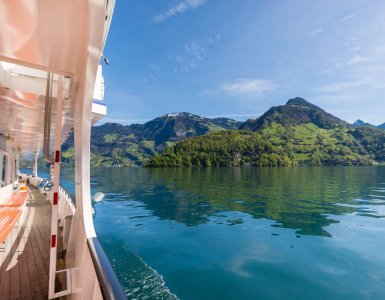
left=60, top=167, right=385, bottom=299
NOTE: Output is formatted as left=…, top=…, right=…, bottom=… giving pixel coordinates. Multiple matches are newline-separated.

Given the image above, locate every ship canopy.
left=0, top=0, right=112, bottom=156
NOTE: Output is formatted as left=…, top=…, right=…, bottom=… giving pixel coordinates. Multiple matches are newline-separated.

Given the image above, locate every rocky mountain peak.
left=286, top=97, right=314, bottom=107
left=240, top=97, right=349, bottom=131
left=353, top=119, right=366, bottom=126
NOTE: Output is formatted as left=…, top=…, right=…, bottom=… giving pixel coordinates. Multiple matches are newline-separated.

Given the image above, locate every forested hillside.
left=146, top=98, right=385, bottom=167
left=27, top=97, right=384, bottom=168
left=145, top=125, right=385, bottom=167
left=61, top=113, right=241, bottom=166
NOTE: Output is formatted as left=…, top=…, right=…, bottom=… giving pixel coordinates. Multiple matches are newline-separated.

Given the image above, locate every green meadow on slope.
left=60, top=113, right=241, bottom=167
left=145, top=124, right=384, bottom=167
left=26, top=97, right=384, bottom=168
left=146, top=98, right=385, bottom=167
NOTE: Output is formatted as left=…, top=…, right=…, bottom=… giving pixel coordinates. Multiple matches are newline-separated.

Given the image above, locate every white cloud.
left=184, top=40, right=206, bottom=62
left=309, top=28, right=323, bottom=36
left=376, top=45, right=385, bottom=53
left=101, top=117, right=150, bottom=125
left=312, top=93, right=365, bottom=107
left=207, top=113, right=261, bottom=119
left=209, top=34, right=222, bottom=44
left=218, top=79, right=277, bottom=96
left=158, top=33, right=221, bottom=73
left=315, top=81, right=364, bottom=94
left=348, top=55, right=370, bottom=65
left=153, top=0, right=207, bottom=23
left=169, top=40, right=207, bottom=72
left=338, top=14, right=355, bottom=22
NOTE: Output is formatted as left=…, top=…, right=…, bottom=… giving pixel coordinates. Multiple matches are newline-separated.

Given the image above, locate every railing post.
left=48, top=75, right=64, bottom=299
left=33, top=150, right=39, bottom=177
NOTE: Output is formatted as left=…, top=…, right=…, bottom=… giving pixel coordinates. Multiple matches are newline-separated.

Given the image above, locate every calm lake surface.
left=51, top=167, right=385, bottom=299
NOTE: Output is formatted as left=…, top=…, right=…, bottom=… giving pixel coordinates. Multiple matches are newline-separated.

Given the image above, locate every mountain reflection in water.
left=90, top=167, right=385, bottom=236
left=58, top=167, right=385, bottom=299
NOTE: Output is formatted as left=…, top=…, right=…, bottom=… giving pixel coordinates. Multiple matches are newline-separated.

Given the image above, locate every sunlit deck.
left=0, top=186, right=51, bottom=299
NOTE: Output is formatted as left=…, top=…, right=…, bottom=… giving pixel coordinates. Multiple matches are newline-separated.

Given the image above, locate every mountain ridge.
left=62, top=113, right=242, bottom=166
left=352, top=119, right=385, bottom=130
left=55, top=98, right=385, bottom=167
left=146, top=98, right=385, bottom=167
left=352, top=119, right=379, bottom=129
left=239, top=97, right=349, bottom=131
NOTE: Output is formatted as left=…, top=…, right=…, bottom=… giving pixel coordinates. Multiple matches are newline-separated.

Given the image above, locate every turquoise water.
left=30, top=167, right=385, bottom=299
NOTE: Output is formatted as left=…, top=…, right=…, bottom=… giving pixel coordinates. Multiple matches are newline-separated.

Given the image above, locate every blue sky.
left=102, top=0, right=385, bottom=125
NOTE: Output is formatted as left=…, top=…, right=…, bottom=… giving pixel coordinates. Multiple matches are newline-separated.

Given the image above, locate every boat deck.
left=0, top=186, right=51, bottom=299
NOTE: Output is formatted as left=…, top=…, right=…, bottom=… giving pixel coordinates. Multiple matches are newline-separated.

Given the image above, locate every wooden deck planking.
left=19, top=208, right=33, bottom=300
left=31, top=207, right=50, bottom=272
left=0, top=236, right=11, bottom=300
left=10, top=218, right=21, bottom=299
left=30, top=227, right=49, bottom=298
left=24, top=210, right=44, bottom=300
left=0, top=186, right=52, bottom=299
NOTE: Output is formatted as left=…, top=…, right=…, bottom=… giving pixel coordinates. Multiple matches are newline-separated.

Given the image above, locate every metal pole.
left=44, top=73, right=54, bottom=164
left=15, top=151, right=20, bottom=193
left=74, top=77, right=96, bottom=239
left=10, top=150, right=15, bottom=185
left=33, top=150, right=39, bottom=177
left=48, top=75, right=64, bottom=299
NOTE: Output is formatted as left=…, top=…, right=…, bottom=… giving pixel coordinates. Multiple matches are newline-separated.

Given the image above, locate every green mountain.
left=146, top=98, right=385, bottom=167
left=137, top=112, right=241, bottom=145
left=61, top=113, right=241, bottom=166
left=239, top=97, right=349, bottom=131
left=353, top=119, right=372, bottom=127
left=378, top=122, right=385, bottom=129
left=352, top=119, right=380, bottom=129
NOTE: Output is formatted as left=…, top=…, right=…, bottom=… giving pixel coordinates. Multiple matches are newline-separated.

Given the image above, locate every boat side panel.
left=0, top=184, right=14, bottom=203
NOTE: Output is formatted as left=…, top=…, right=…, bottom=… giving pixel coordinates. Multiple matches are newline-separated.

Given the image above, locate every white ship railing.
left=27, top=176, right=126, bottom=299
left=58, top=185, right=126, bottom=299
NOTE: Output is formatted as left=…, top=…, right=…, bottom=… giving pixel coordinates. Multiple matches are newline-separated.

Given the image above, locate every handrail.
left=59, top=185, right=76, bottom=206
left=87, top=237, right=127, bottom=300
left=58, top=184, right=126, bottom=299
left=58, top=186, right=76, bottom=216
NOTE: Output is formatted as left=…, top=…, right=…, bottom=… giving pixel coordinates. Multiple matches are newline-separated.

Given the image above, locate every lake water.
left=33, top=167, right=385, bottom=299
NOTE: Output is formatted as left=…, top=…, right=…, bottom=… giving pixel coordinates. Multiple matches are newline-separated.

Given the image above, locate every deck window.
left=2, top=155, right=6, bottom=186
left=14, top=159, right=17, bottom=180
left=0, top=133, right=5, bottom=151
